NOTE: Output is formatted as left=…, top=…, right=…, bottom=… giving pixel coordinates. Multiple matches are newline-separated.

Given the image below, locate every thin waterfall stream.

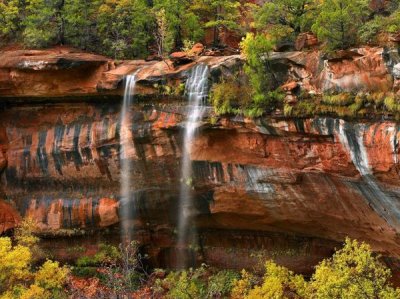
left=177, top=64, right=209, bottom=268
left=120, top=72, right=139, bottom=243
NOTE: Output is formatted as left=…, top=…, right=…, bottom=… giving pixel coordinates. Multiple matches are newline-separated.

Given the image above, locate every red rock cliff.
left=2, top=48, right=400, bottom=273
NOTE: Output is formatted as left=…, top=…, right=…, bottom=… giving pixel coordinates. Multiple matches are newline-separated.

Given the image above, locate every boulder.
left=295, top=32, right=319, bottom=50
left=0, top=200, right=20, bottom=233
left=393, top=63, right=400, bottom=79
left=281, top=81, right=299, bottom=92
left=169, top=51, right=195, bottom=66
left=189, top=43, right=204, bottom=56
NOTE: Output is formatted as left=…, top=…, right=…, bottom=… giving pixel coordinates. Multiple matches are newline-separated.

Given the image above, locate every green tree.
left=359, top=8, right=400, bottom=45
left=0, top=0, right=20, bottom=41
left=311, top=0, right=370, bottom=50
left=152, top=0, right=203, bottom=50
left=310, top=238, right=400, bottom=299
left=153, top=8, right=174, bottom=57
left=255, top=0, right=318, bottom=42
left=240, top=33, right=284, bottom=117
left=23, top=0, right=64, bottom=48
left=191, top=0, right=242, bottom=46
left=63, top=0, right=101, bottom=50
left=97, top=0, right=152, bottom=59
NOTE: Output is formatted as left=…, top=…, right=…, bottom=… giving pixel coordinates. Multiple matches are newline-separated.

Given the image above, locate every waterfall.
left=177, top=64, right=209, bottom=267
left=120, top=73, right=138, bottom=242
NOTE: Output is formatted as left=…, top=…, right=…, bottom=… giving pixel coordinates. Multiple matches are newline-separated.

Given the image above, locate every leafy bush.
left=237, top=238, right=400, bottom=299
left=156, top=265, right=240, bottom=299
left=165, top=270, right=207, bottom=299
left=359, top=9, right=400, bottom=44
left=210, top=80, right=241, bottom=115
left=384, top=95, right=400, bottom=113
left=207, top=270, right=240, bottom=298
left=76, top=243, right=121, bottom=267
left=246, top=261, right=307, bottom=298
left=321, top=93, right=354, bottom=106
left=99, top=241, right=148, bottom=297
left=358, top=16, right=385, bottom=45
left=309, top=238, right=400, bottom=298
left=0, top=237, right=69, bottom=299
left=231, top=269, right=258, bottom=299
left=210, top=79, right=252, bottom=115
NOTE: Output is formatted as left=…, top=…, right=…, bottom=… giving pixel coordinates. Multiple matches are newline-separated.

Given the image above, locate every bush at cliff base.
left=0, top=236, right=69, bottom=299
left=232, top=238, right=400, bottom=299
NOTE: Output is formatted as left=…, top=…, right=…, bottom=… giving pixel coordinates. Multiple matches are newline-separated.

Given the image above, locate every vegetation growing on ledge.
left=283, top=92, right=400, bottom=119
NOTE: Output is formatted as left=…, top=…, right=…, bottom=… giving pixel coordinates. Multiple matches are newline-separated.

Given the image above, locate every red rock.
left=389, top=32, right=400, bottom=43
left=370, top=0, right=389, bottom=11
left=2, top=45, right=400, bottom=274
left=169, top=51, right=195, bottom=66
left=285, top=94, right=297, bottom=104
left=0, top=46, right=396, bottom=99
left=295, top=32, right=319, bottom=50
left=189, top=43, right=204, bottom=56
left=98, top=198, right=119, bottom=227
left=281, top=81, right=298, bottom=92
left=0, top=200, right=20, bottom=233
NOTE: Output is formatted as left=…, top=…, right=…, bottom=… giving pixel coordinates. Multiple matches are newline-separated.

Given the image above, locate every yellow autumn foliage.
left=0, top=236, right=69, bottom=299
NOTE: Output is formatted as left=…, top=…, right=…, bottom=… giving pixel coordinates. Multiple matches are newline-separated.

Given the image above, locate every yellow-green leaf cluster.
left=0, top=237, right=69, bottom=299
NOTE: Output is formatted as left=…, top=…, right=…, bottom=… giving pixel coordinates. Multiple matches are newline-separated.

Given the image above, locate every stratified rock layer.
left=0, top=47, right=399, bottom=99
left=2, top=47, right=400, bottom=273
left=1, top=102, right=400, bottom=272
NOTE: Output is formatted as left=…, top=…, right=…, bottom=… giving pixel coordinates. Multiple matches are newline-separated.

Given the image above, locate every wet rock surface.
left=1, top=102, right=400, bottom=272
left=2, top=46, right=400, bottom=273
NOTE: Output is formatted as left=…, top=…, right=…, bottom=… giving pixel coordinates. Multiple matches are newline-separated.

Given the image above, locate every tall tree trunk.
left=57, top=0, right=65, bottom=45
left=213, top=5, right=221, bottom=46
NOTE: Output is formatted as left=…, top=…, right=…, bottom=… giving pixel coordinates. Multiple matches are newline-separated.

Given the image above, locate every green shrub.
left=283, top=104, right=293, bottom=116
left=240, top=33, right=285, bottom=116
left=0, top=236, right=69, bottom=299
left=71, top=266, right=98, bottom=278
left=76, top=256, right=98, bottom=267
left=309, top=238, right=400, bottom=298
left=384, top=95, right=400, bottom=113
left=359, top=17, right=384, bottom=44
left=321, top=93, right=354, bottom=106
left=76, top=243, right=121, bottom=267
left=237, top=238, right=400, bottom=299
left=165, top=267, right=207, bottom=299
left=207, top=270, right=240, bottom=298
left=210, top=80, right=241, bottom=115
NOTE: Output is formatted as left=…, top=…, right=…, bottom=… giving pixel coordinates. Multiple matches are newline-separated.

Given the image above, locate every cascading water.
left=120, top=73, right=139, bottom=242
left=177, top=64, right=209, bottom=267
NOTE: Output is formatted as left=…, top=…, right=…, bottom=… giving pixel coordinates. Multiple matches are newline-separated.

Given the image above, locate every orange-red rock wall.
left=2, top=103, right=400, bottom=267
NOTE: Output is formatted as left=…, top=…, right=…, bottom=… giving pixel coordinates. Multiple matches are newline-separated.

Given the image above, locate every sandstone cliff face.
left=2, top=48, right=400, bottom=272
left=0, top=47, right=242, bottom=98
left=2, top=102, right=400, bottom=269
left=1, top=47, right=399, bottom=100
